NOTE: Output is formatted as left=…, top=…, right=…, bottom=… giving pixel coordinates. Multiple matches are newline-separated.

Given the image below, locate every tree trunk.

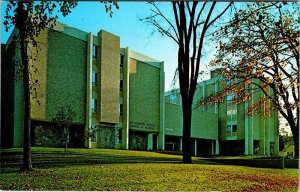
left=65, top=129, right=69, bottom=152
left=182, top=100, right=192, bottom=163
left=286, top=116, right=299, bottom=159
left=17, top=2, right=32, bottom=171
left=293, top=132, right=299, bottom=159
left=290, top=124, right=299, bottom=159
left=65, top=142, right=68, bottom=152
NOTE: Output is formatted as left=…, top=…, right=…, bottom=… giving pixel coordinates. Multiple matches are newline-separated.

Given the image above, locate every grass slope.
left=1, top=147, right=298, bottom=191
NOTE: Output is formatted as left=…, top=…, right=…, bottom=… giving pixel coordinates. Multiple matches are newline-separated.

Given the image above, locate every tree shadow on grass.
left=1, top=149, right=219, bottom=173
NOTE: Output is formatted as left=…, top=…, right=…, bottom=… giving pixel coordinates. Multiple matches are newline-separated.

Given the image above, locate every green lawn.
left=1, top=147, right=298, bottom=191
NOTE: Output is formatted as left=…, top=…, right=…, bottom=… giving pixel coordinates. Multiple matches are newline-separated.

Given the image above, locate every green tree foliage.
left=51, top=104, right=77, bottom=152
left=279, top=134, right=293, bottom=151
left=199, top=2, right=299, bottom=158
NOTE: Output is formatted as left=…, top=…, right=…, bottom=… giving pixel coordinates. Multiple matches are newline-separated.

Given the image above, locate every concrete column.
left=244, top=99, right=249, bottom=155
left=122, top=47, right=130, bottom=149
left=202, top=82, right=206, bottom=111
left=274, top=111, right=280, bottom=155
left=248, top=87, right=254, bottom=155
left=214, top=82, right=218, bottom=114
left=13, top=78, right=24, bottom=147
left=194, top=139, right=198, bottom=157
left=147, top=133, right=153, bottom=150
left=97, top=30, right=120, bottom=124
left=249, top=115, right=254, bottom=155
left=179, top=137, right=182, bottom=151
left=158, top=61, right=165, bottom=150
left=85, top=32, right=93, bottom=149
left=265, top=94, right=270, bottom=156
left=261, top=95, right=266, bottom=156
left=259, top=106, right=266, bottom=155
left=265, top=115, right=270, bottom=156
left=261, top=120, right=266, bottom=155
left=215, top=140, right=219, bottom=155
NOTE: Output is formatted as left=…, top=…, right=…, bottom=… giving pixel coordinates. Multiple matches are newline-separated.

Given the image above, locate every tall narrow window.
left=227, top=78, right=238, bottom=117
left=119, top=80, right=123, bottom=91
left=169, top=94, right=176, bottom=103
left=118, top=129, right=122, bottom=143
left=119, top=104, right=123, bottom=116
left=227, top=124, right=237, bottom=133
left=227, top=125, right=231, bottom=133
left=92, top=45, right=98, bottom=59
left=92, top=71, right=97, bottom=86
left=92, top=98, right=97, bottom=112
left=120, top=54, right=124, bottom=68
left=226, top=94, right=237, bottom=116
left=232, top=125, right=237, bottom=132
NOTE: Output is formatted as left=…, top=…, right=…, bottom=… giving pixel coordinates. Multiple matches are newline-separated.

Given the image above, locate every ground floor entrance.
left=194, top=138, right=216, bottom=157
left=129, top=130, right=158, bottom=151
left=164, top=135, right=219, bottom=157
left=219, top=140, right=244, bottom=155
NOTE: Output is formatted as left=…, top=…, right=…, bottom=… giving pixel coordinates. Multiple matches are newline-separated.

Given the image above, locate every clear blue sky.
left=1, top=2, right=228, bottom=91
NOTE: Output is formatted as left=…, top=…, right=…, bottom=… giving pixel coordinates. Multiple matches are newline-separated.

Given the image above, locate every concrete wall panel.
left=98, top=30, right=120, bottom=124
left=129, top=58, right=160, bottom=132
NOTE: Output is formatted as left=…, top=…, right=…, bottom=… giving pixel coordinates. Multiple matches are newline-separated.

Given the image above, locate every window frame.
left=92, top=98, right=97, bottom=112
left=227, top=124, right=238, bottom=133
left=232, top=125, right=237, bottom=132
left=118, top=129, right=122, bottom=144
left=92, top=71, right=97, bottom=86
left=226, top=93, right=237, bottom=117
left=119, top=80, right=123, bottom=91
left=169, top=94, right=176, bottom=103
left=119, top=103, right=123, bottom=116
left=92, top=45, right=98, bottom=59
left=120, top=54, right=124, bottom=68
left=227, top=125, right=232, bottom=133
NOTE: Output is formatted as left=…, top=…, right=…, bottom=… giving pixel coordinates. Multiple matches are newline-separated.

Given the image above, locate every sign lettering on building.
left=130, top=121, right=156, bottom=130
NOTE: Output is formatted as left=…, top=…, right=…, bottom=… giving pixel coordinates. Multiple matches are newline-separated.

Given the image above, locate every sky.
left=1, top=1, right=229, bottom=91
left=1, top=2, right=179, bottom=90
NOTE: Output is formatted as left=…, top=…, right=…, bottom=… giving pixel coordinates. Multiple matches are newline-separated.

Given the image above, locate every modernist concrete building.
left=165, top=70, right=279, bottom=156
left=1, top=23, right=164, bottom=151
left=1, top=23, right=279, bottom=156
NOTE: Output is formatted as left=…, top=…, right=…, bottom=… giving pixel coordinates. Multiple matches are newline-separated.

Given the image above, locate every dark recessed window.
left=120, top=54, right=124, bottom=68
left=92, top=98, right=97, bottom=112
left=232, top=125, right=237, bottom=132
left=119, top=104, right=123, bottom=116
left=120, top=80, right=123, bottom=91
left=92, top=45, right=98, bottom=59
left=92, top=71, right=97, bottom=86
left=118, top=129, right=122, bottom=143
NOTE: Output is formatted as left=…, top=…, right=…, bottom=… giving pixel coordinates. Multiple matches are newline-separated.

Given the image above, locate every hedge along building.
left=165, top=70, right=279, bottom=156
left=1, top=23, right=165, bottom=151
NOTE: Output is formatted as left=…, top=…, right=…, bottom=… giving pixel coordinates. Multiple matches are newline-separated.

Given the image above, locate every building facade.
left=1, top=23, right=165, bottom=151
left=1, top=23, right=279, bottom=156
left=165, top=70, right=279, bottom=156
